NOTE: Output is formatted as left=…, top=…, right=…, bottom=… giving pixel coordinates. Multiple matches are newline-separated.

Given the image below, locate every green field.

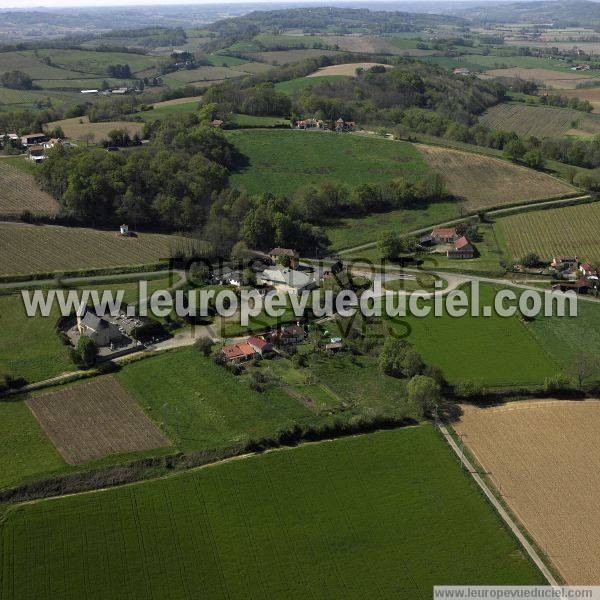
left=480, top=103, right=600, bottom=138
left=117, top=347, right=312, bottom=451
left=137, top=99, right=202, bottom=121
left=324, top=201, right=460, bottom=251
left=494, top=201, right=600, bottom=264
left=275, top=74, right=349, bottom=95
left=226, top=129, right=430, bottom=195
left=0, top=293, right=72, bottom=385
left=0, top=275, right=176, bottom=384
left=387, top=284, right=561, bottom=388
left=34, top=49, right=159, bottom=76
left=0, top=401, right=66, bottom=490
left=0, top=426, right=544, bottom=599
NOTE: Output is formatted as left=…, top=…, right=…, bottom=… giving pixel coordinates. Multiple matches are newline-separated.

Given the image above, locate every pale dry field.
left=27, top=376, right=170, bottom=465
left=151, top=96, right=202, bottom=107
left=308, top=62, right=390, bottom=77
left=319, top=35, right=433, bottom=55
left=454, top=400, right=600, bottom=584
left=558, top=87, right=600, bottom=113
left=416, top=145, right=575, bottom=210
left=480, top=68, right=595, bottom=89
left=44, top=116, right=144, bottom=142
left=0, top=161, right=59, bottom=217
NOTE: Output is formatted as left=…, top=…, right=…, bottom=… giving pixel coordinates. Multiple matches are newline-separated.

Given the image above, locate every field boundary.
left=436, top=418, right=560, bottom=587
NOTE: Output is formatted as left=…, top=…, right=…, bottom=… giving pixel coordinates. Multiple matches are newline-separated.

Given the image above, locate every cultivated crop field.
left=495, top=201, right=600, bottom=264
left=416, top=145, right=576, bottom=211
left=319, top=35, right=427, bottom=55
left=479, top=67, right=596, bottom=89
left=0, top=426, right=545, bottom=599
left=26, top=376, right=170, bottom=465
left=0, top=222, right=196, bottom=276
left=479, top=103, right=600, bottom=138
left=454, top=399, right=600, bottom=584
left=44, top=116, right=143, bottom=141
left=0, top=161, right=59, bottom=217
left=227, top=130, right=430, bottom=195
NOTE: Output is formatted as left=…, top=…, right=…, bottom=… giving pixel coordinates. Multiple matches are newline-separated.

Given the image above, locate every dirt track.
left=454, top=400, right=600, bottom=584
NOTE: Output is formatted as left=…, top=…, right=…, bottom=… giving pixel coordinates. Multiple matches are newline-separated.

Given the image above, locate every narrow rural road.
left=436, top=417, right=560, bottom=587
left=0, top=268, right=186, bottom=291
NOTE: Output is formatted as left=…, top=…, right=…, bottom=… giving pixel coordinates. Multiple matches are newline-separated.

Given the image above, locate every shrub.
left=194, top=337, right=214, bottom=357
left=544, top=373, right=573, bottom=394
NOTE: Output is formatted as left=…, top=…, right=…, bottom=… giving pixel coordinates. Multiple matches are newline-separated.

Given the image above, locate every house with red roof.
left=580, top=262, right=598, bottom=279
left=447, top=236, right=475, bottom=260
left=430, top=227, right=459, bottom=244
left=221, top=341, right=259, bottom=363
left=247, top=336, right=272, bottom=355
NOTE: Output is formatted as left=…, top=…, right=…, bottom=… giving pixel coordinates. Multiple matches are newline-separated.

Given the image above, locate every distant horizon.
left=0, top=0, right=513, bottom=11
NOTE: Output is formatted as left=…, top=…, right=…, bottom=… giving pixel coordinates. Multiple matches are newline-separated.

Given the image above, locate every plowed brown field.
left=27, top=376, right=170, bottom=465
left=454, top=400, right=600, bottom=584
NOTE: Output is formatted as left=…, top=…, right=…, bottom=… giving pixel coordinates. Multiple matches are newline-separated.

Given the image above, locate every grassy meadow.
left=0, top=426, right=545, bottom=599
left=116, top=347, right=313, bottom=451
left=0, top=401, right=66, bottom=490
left=226, top=129, right=430, bottom=196
left=324, top=201, right=460, bottom=251
left=0, top=274, right=175, bottom=384
left=386, top=284, right=562, bottom=388
left=275, top=74, right=350, bottom=95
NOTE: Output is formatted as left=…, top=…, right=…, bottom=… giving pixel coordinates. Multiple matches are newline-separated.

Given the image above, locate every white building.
left=259, top=267, right=313, bottom=295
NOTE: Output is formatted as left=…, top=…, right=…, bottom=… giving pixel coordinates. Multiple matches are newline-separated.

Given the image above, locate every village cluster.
left=550, top=256, right=599, bottom=293
left=0, top=132, right=72, bottom=163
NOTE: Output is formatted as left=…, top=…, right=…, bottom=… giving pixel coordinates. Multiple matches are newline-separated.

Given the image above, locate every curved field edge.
left=415, top=144, right=577, bottom=211
left=0, top=427, right=545, bottom=599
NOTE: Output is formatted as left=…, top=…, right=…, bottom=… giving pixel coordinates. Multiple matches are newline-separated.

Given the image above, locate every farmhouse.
left=580, top=262, right=598, bottom=279
left=77, top=312, right=122, bottom=347
left=247, top=336, right=272, bottom=355
left=259, top=267, right=313, bottom=294
left=21, top=133, right=48, bottom=147
left=295, top=118, right=325, bottom=130
left=26, top=145, right=46, bottom=162
left=270, top=324, right=306, bottom=346
left=269, top=247, right=299, bottom=268
left=221, top=341, right=259, bottom=363
left=447, top=236, right=475, bottom=259
left=552, top=278, right=591, bottom=294
left=211, top=119, right=224, bottom=128
left=335, top=118, right=356, bottom=132
left=453, top=67, right=471, bottom=75
left=430, top=227, right=459, bottom=244
left=551, top=256, right=578, bottom=270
